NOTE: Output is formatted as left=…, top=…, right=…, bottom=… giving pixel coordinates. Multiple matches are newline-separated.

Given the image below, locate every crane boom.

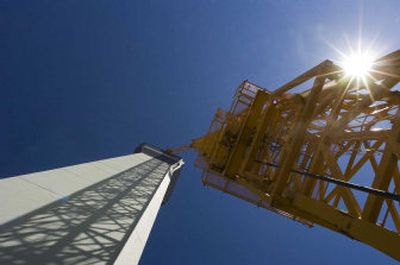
left=191, top=50, right=400, bottom=260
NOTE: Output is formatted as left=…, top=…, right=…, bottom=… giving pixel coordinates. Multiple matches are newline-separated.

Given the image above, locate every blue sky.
left=1, top=1, right=399, bottom=264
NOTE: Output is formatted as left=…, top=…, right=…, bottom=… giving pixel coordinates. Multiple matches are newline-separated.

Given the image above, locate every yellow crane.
left=172, top=49, right=400, bottom=260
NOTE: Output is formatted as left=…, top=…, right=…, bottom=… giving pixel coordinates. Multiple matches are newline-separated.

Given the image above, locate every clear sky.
left=1, top=1, right=399, bottom=264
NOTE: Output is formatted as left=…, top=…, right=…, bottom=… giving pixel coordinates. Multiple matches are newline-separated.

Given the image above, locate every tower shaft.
left=0, top=144, right=183, bottom=265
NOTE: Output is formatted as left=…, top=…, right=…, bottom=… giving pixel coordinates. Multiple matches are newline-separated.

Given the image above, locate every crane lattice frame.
left=192, top=50, right=400, bottom=260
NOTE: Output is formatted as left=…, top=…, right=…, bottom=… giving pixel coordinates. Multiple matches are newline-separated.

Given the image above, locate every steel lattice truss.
left=192, top=49, right=400, bottom=260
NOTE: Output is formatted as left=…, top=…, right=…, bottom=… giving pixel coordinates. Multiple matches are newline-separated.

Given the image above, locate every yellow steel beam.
left=272, top=62, right=332, bottom=196
left=224, top=91, right=269, bottom=179
left=363, top=112, right=400, bottom=222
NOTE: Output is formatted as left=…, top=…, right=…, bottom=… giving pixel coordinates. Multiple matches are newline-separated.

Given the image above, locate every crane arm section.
left=191, top=50, right=400, bottom=260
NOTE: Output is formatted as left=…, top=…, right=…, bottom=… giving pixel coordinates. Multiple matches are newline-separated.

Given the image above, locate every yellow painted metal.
left=191, top=50, right=400, bottom=260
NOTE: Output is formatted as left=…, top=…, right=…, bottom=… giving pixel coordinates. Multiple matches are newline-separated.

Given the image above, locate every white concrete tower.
left=0, top=144, right=184, bottom=265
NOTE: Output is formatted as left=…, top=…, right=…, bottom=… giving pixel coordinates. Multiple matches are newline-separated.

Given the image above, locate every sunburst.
left=337, top=48, right=378, bottom=102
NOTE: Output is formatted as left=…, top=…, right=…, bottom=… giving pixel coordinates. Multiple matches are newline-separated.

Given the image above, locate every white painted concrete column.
left=0, top=144, right=183, bottom=265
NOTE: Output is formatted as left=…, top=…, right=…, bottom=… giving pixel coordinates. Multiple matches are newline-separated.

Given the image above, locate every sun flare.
left=342, top=52, right=374, bottom=78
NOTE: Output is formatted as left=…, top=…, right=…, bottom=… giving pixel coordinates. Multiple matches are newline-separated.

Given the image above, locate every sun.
left=342, top=52, right=375, bottom=78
